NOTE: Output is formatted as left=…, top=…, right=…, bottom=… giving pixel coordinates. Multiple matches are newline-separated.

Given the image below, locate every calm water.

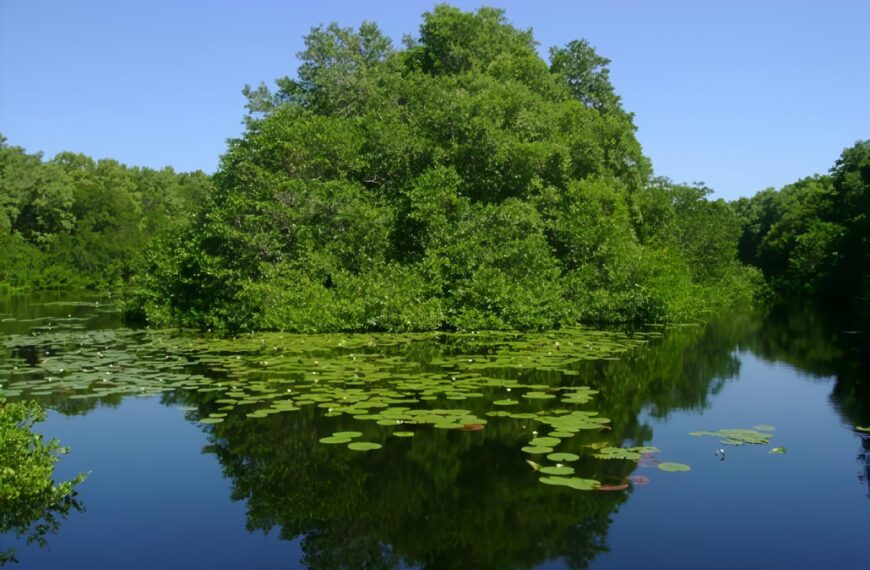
left=1, top=294, right=868, bottom=569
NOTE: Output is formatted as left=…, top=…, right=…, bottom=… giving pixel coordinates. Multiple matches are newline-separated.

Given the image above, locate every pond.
left=1, top=294, right=868, bottom=569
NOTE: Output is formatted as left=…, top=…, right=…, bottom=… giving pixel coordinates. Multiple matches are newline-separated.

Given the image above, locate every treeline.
left=0, top=136, right=210, bottom=291
left=734, top=140, right=869, bottom=312
left=129, top=5, right=757, bottom=332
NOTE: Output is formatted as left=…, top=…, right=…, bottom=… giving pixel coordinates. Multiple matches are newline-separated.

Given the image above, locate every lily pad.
left=522, top=446, right=554, bottom=454
left=768, top=447, right=787, bottom=454
left=658, top=462, right=691, bottom=472
left=593, top=446, right=659, bottom=461
left=320, top=436, right=352, bottom=444
left=539, top=465, right=575, bottom=476
left=539, top=476, right=600, bottom=491
left=529, top=437, right=561, bottom=447
left=690, top=428, right=772, bottom=446
left=546, top=452, right=579, bottom=462
left=523, top=391, right=556, bottom=399
left=629, top=475, right=651, bottom=485
left=392, top=431, right=415, bottom=437
left=332, top=431, right=363, bottom=438
left=597, top=482, right=629, bottom=492
left=348, top=442, right=382, bottom=451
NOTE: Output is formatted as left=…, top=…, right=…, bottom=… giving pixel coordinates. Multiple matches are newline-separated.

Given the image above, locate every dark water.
left=1, top=294, right=868, bottom=569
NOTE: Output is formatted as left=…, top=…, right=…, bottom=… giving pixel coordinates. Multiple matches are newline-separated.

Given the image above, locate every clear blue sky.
left=1, top=0, right=868, bottom=200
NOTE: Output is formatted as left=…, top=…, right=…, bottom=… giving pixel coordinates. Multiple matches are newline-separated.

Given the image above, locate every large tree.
left=133, top=5, right=754, bottom=331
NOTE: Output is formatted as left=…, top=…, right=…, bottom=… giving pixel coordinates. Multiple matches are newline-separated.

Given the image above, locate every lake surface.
left=1, top=294, right=868, bottom=569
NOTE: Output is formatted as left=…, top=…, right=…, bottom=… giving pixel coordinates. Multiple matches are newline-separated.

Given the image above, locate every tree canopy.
left=734, top=140, right=869, bottom=311
left=0, top=136, right=210, bottom=290
left=131, top=5, right=755, bottom=332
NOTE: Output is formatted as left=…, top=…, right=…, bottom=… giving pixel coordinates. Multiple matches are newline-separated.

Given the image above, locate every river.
left=1, top=294, right=868, bottom=569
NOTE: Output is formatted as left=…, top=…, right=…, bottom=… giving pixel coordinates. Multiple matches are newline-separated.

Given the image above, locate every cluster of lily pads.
left=690, top=424, right=787, bottom=454
left=1, top=301, right=695, bottom=490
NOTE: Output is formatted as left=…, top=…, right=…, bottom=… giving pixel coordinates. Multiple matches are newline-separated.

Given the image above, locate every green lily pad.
left=523, top=392, right=556, bottom=399
left=522, top=446, right=554, bottom=454
left=493, top=399, right=518, bottom=406
left=333, top=431, right=362, bottom=438
left=658, top=462, right=691, bottom=472
left=320, top=436, right=352, bottom=444
left=690, top=428, right=772, bottom=446
left=539, top=465, right=575, bottom=475
left=549, top=431, right=575, bottom=438
left=547, top=452, right=579, bottom=462
left=769, top=447, right=787, bottom=454
left=198, top=417, right=223, bottom=424
left=855, top=426, right=870, bottom=433
left=593, top=446, right=659, bottom=460
left=392, top=431, right=415, bottom=437
left=539, top=476, right=600, bottom=490
left=348, top=442, right=382, bottom=451
left=529, top=437, right=561, bottom=447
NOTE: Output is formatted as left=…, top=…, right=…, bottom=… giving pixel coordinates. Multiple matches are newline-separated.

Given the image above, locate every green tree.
left=132, top=5, right=754, bottom=332
left=0, top=401, right=86, bottom=564
left=735, top=140, right=869, bottom=307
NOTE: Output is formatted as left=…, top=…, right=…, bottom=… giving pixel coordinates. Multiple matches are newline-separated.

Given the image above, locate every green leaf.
left=658, top=462, right=691, bottom=472
left=522, top=446, right=554, bottom=454
left=539, top=476, right=600, bottom=490
left=539, top=465, right=575, bottom=475
left=320, top=436, right=352, bottom=444
left=546, top=452, right=579, bottom=462
left=333, top=431, right=363, bottom=438
left=347, top=442, right=382, bottom=451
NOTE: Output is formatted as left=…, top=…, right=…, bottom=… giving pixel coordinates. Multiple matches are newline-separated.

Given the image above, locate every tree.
left=133, top=6, right=754, bottom=332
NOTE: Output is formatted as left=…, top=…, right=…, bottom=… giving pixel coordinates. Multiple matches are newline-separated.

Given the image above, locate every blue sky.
left=1, top=0, right=867, bottom=200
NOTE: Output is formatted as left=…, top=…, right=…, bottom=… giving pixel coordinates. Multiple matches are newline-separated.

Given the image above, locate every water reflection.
left=159, top=317, right=753, bottom=569
left=1, top=294, right=868, bottom=567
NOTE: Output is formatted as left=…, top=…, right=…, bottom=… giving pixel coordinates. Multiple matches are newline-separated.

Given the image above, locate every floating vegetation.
left=539, top=476, right=601, bottom=491
left=855, top=426, right=870, bottom=433
left=753, top=424, right=776, bottom=431
left=319, top=436, right=352, bottom=444
left=539, top=465, right=575, bottom=476
left=657, top=462, right=691, bottom=472
left=768, top=447, right=787, bottom=454
left=522, top=446, right=554, bottom=455
left=689, top=428, right=773, bottom=446
left=597, top=482, right=629, bottom=492
left=547, top=452, right=580, bottom=462
left=1, top=299, right=674, bottom=491
left=592, top=446, right=659, bottom=461
left=348, top=442, right=382, bottom=451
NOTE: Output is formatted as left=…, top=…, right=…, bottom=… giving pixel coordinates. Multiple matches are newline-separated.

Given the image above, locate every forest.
left=0, top=136, right=210, bottom=291
left=1, top=6, right=867, bottom=332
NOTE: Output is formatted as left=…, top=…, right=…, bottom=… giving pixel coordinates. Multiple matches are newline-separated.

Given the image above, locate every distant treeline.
left=734, top=140, right=869, bottom=313
left=126, top=6, right=758, bottom=332
left=0, top=136, right=210, bottom=291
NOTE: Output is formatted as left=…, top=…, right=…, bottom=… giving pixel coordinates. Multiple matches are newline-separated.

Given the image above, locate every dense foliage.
left=0, top=401, right=85, bottom=564
left=734, top=140, right=869, bottom=310
left=132, top=6, right=755, bottom=332
left=0, top=136, right=210, bottom=291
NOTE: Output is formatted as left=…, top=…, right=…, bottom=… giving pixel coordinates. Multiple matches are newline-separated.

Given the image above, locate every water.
left=1, top=294, right=868, bottom=569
